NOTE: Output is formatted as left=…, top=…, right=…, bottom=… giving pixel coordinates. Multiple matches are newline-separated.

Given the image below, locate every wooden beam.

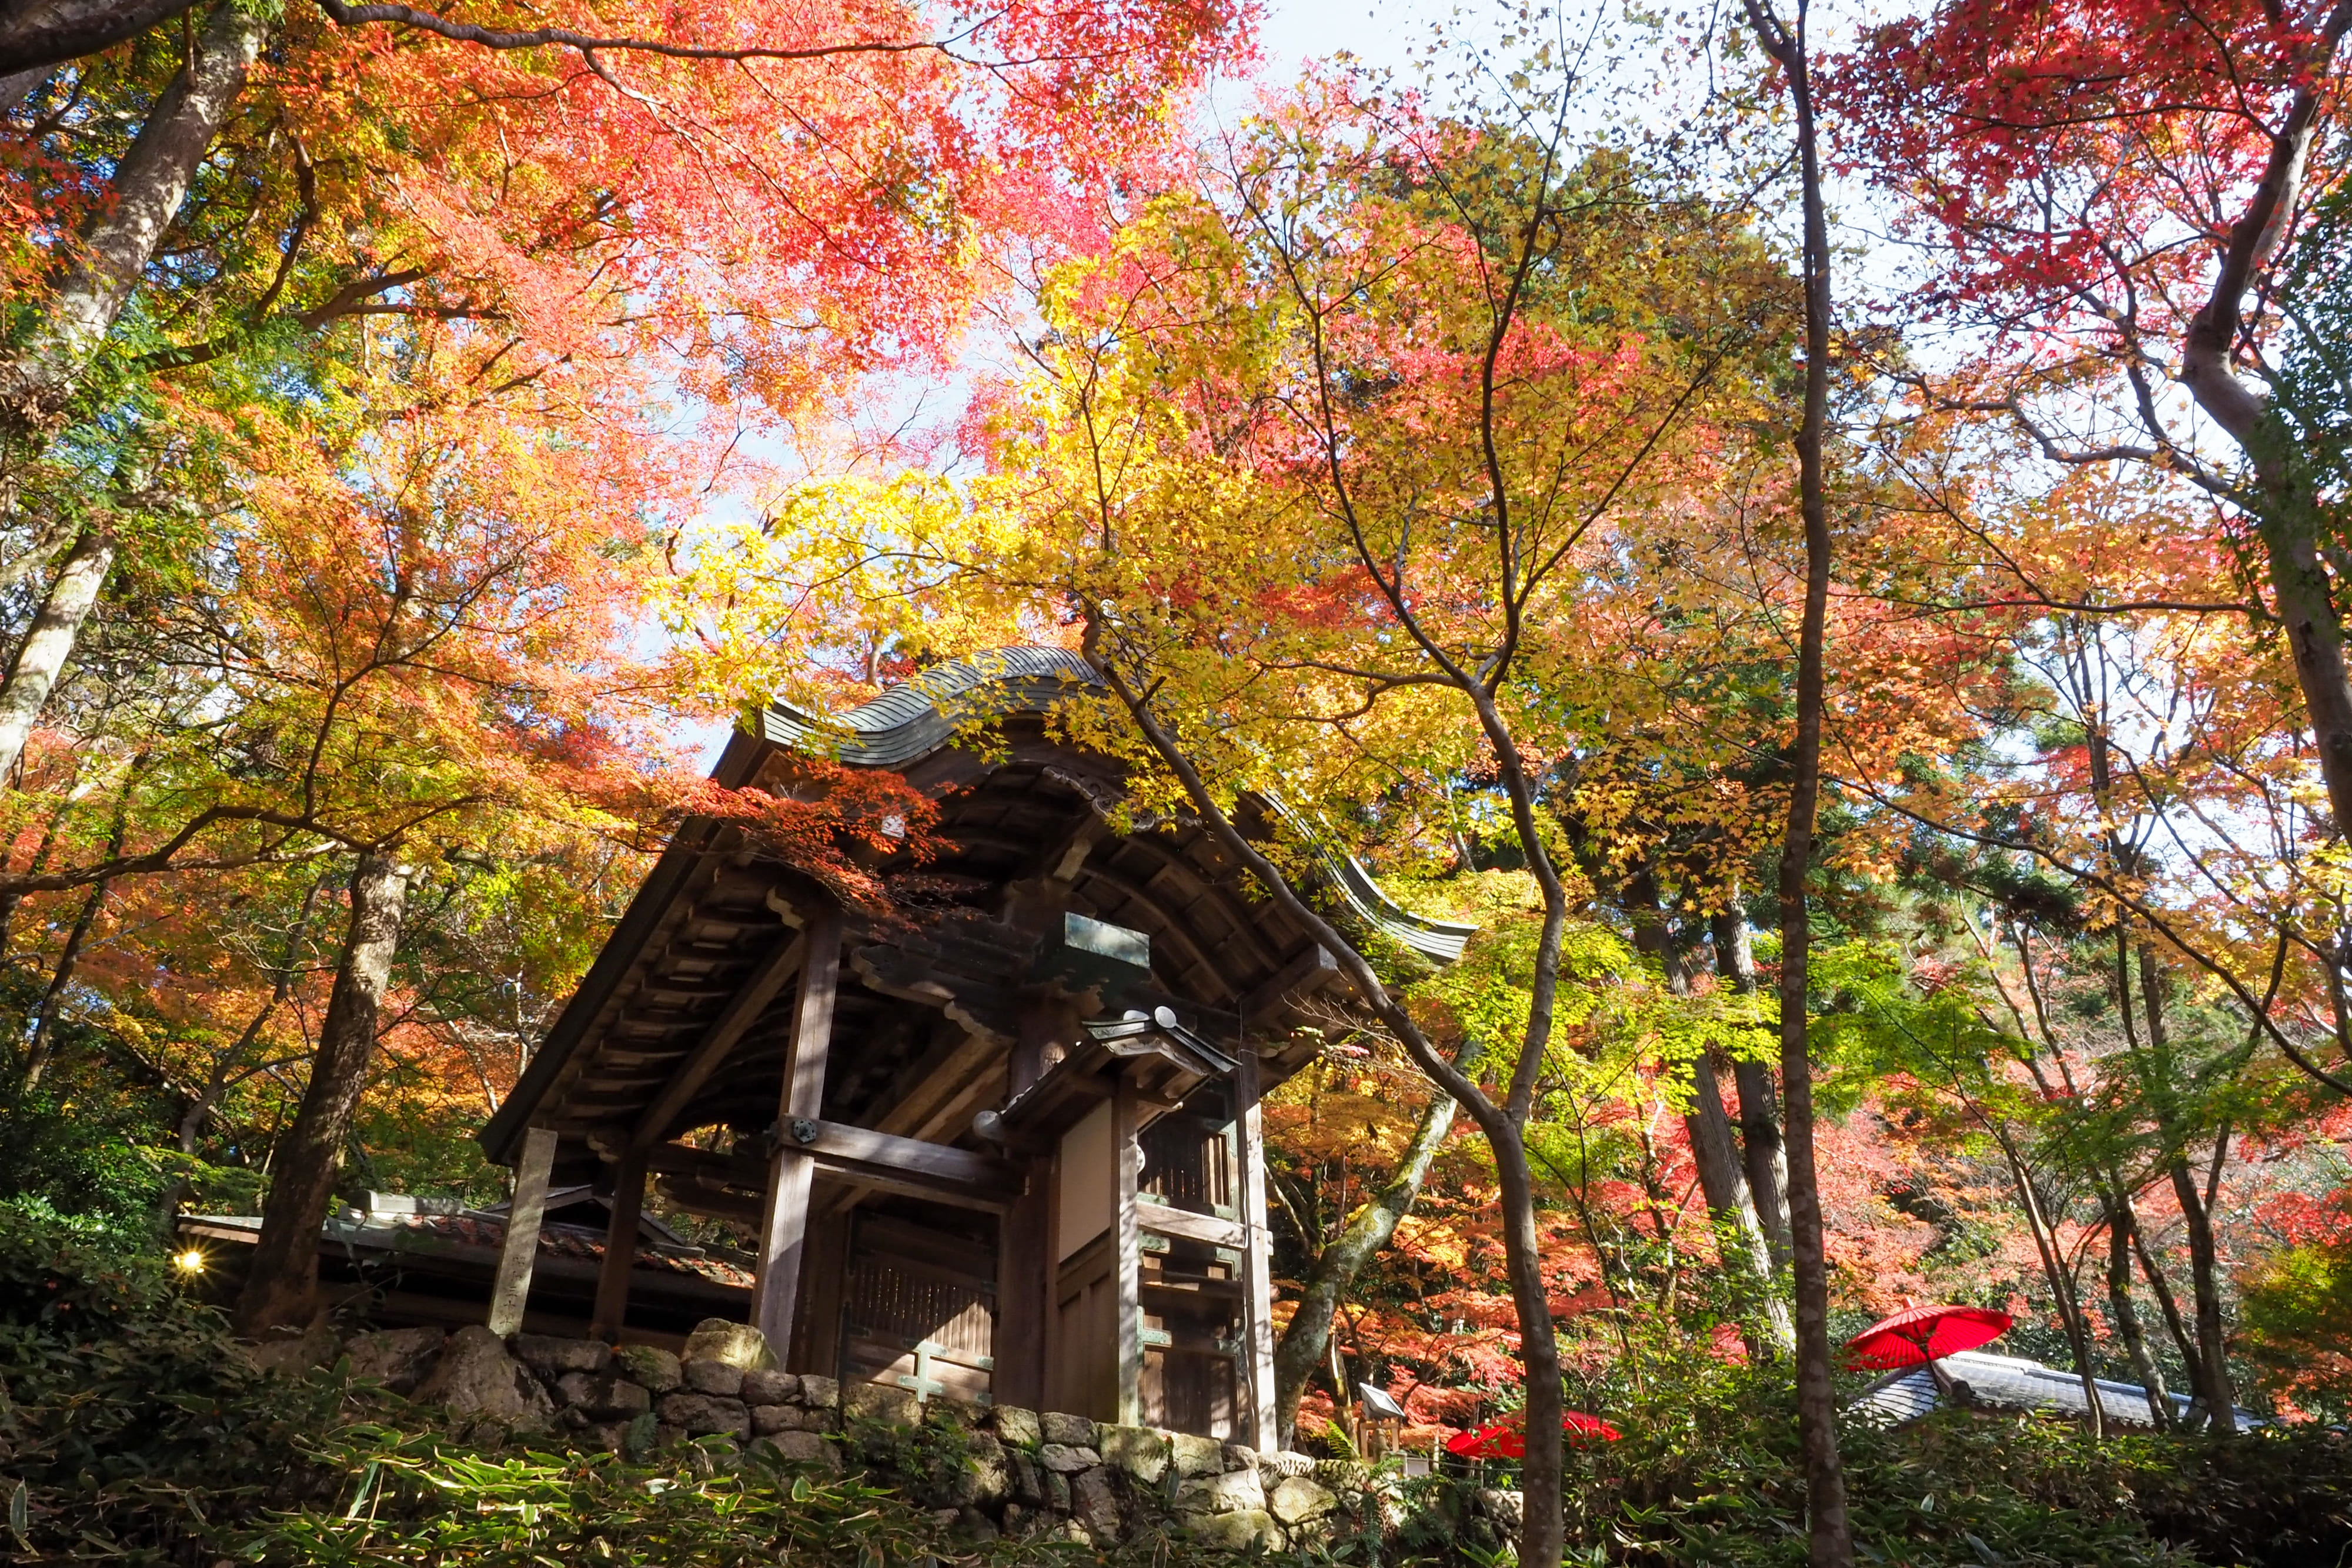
left=630, top=930, right=804, bottom=1152
left=871, top=1027, right=1000, bottom=1139
left=1240, top=942, right=1340, bottom=1024
left=751, top=905, right=841, bottom=1359
left=1135, top=1198, right=1245, bottom=1251
left=1114, top=1075, right=1143, bottom=1427
left=1234, top=1048, right=1278, bottom=1452
left=486, top=1125, right=557, bottom=1337
left=589, top=1148, right=647, bottom=1342
left=782, top=1118, right=1024, bottom=1202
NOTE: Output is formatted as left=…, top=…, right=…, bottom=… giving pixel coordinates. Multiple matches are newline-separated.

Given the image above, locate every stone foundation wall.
left=323, top=1318, right=1396, bottom=1552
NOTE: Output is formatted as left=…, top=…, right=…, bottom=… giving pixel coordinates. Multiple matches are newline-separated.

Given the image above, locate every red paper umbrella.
left=1443, top=1408, right=1623, bottom=1459
left=1843, top=1303, right=2013, bottom=1372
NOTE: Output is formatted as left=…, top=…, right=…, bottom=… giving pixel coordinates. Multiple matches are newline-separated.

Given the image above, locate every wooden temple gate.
left=475, top=649, right=1470, bottom=1446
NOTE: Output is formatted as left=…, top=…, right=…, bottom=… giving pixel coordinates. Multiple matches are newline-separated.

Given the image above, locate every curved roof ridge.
left=759, top=646, right=1474, bottom=965
left=760, top=646, right=1101, bottom=768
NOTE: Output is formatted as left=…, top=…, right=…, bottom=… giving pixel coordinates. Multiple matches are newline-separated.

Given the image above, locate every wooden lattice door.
left=838, top=1211, right=997, bottom=1403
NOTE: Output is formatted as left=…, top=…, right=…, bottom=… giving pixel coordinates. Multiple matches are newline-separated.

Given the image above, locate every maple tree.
left=1828, top=0, right=2352, bottom=1023
left=670, top=48, right=1852, bottom=1556
left=15, top=0, right=2352, bottom=1559
left=0, top=0, right=1245, bottom=1332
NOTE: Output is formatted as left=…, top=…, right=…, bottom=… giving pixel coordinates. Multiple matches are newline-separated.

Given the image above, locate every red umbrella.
left=1843, top=1304, right=2013, bottom=1370
left=1444, top=1407, right=1622, bottom=1459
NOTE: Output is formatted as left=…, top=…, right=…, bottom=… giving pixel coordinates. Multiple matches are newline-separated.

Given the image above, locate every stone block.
left=656, top=1392, right=751, bottom=1439
left=557, top=1370, right=652, bottom=1420
left=962, top=1432, right=1011, bottom=1505
left=654, top=1423, right=686, bottom=1450
left=1039, top=1410, right=1097, bottom=1447
left=512, top=1333, right=609, bottom=1378
left=934, top=1396, right=987, bottom=1429
left=1044, top=1470, right=1072, bottom=1511
left=955, top=1506, right=1000, bottom=1541
left=679, top=1318, right=777, bottom=1370
left=415, top=1325, right=554, bottom=1432
left=993, top=1406, right=1042, bottom=1449
left=1071, top=1467, right=1124, bottom=1542
left=1097, top=1424, right=1171, bottom=1484
left=1038, top=1442, right=1099, bottom=1474
left=1476, top=1487, right=1525, bottom=1533
left=1268, top=1475, right=1338, bottom=1525
left=244, top=1322, right=339, bottom=1378
left=1221, top=1443, right=1259, bottom=1472
left=1170, top=1432, right=1225, bottom=1476
left=1010, top=1449, right=1045, bottom=1507
left=587, top=1420, right=634, bottom=1453
left=344, top=1326, right=446, bottom=1394
left=842, top=1382, right=921, bottom=1426
left=1187, top=1509, right=1282, bottom=1552
left=613, top=1344, right=681, bottom=1394
left=740, top=1369, right=799, bottom=1406
left=681, top=1358, right=744, bottom=1397
left=766, top=1429, right=840, bottom=1472
left=1176, top=1467, right=1265, bottom=1516
left=796, top=1374, right=840, bottom=1409
left=750, top=1403, right=800, bottom=1435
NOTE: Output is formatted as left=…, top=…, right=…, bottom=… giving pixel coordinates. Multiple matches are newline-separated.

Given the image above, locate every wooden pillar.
left=1235, top=1048, right=1279, bottom=1452
left=752, top=904, right=843, bottom=1357
left=793, top=1206, right=851, bottom=1378
left=995, top=1154, right=1050, bottom=1409
left=1113, top=1074, right=1143, bottom=1428
left=487, top=1125, right=557, bottom=1337
left=590, top=1147, right=646, bottom=1342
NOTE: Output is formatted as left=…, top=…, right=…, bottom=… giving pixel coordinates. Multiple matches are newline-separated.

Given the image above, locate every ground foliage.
left=4, top=1211, right=2349, bottom=1568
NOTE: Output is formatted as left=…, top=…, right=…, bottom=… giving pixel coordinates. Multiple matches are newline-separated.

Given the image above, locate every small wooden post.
left=753, top=904, right=843, bottom=1360
left=590, top=1147, right=647, bottom=1342
left=1235, top=1047, right=1279, bottom=1453
left=1113, top=1074, right=1143, bottom=1427
left=487, top=1125, right=557, bottom=1337
left=994, top=1157, right=1049, bottom=1410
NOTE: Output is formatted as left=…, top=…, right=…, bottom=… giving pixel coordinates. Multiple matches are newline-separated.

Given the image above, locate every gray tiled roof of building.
left=758, top=648, right=1478, bottom=967
left=1849, top=1349, right=2262, bottom=1431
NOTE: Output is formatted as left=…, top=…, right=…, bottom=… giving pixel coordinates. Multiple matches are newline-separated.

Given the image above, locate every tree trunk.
left=0, top=524, right=115, bottom=783
left=2130, top=1215, right=2210, bottom=1402
left=1713, top=911, right=1793, bottom=1268
left=233, top=850, right=408, bottom=1335
left=2137, top=944, right=2238, bottom=1429
left=1491, top=1123, right=1566, bottom=1568
left=2106, top=1196, right=2174, bottom=1429
left=18, top=750, right=135, bottom=1088
left=2167, top=1153, right=2237, bottom=1430
left=1741, top=0, right=1855, bottom=1550
left=1692, top=1054, right=1795, bottom=1352
left=0, top=0, right=208, bottom=78
left=0, top=0, right=265, bottom=428
left=1994, top=1129, right=2106, bottom=1437
left=2253, top=499, right=2352, bottom=843
left=1623, top=868, right=1789, bottom=1346
left=19, top=875, right=103, bottom=1089
left=1272, top=1049, right=1474, bottom=1445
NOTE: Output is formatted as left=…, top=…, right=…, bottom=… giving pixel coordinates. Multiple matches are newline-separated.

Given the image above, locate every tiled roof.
left=1849, top=1350, right=2261, bottom=1431
left=761, top=647, right=1101, bottom=768
left=758, top=648, right=1478, bottom=968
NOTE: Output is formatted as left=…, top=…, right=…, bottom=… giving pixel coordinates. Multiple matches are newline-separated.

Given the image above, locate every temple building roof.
left=480, top=649, right=1474, bottom=1195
